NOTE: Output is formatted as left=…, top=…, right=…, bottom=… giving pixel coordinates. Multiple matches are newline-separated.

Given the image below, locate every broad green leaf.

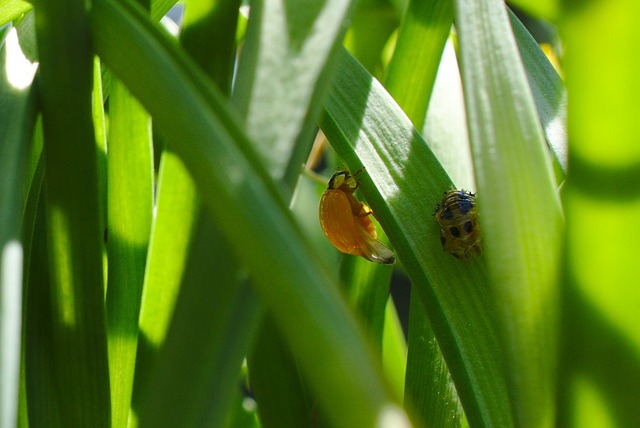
left=32, top=0, right=110, bottom=425
left=559, top=0, right=640, bottom=426
left=320, top=48, right=512, bottom=427
left=90, top=1, right=407, bottom=426
left=454, top=0, right=563, bottom=426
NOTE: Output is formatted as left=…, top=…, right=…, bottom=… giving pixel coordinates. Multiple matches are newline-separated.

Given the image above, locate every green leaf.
left=105, top=79, right=153, bottom=428
left=384, top=0, right=453, bottom=130
left=134, top=1, right=260, bottom=426
left=382, top=298, right=407, bottom=401
left=233, top=0, right=356, bottom=186
left=405, top=296, right=462, bottom=427
left=131, top=152, right=200, bottom=427
left=509, top=9, right=566, bottom=175
left=33, top=0, right=111, bottom=425
left=454, top=0, right=563, bottom=426
left=0, top=0, right=32, bottom=28
left=320, top=48, right=512, bottom=427
left=90, top=1, right=406, bottom=426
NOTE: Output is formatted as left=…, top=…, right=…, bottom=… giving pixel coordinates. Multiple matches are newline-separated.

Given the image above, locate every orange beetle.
left=319, top=169, right=395, bottom=265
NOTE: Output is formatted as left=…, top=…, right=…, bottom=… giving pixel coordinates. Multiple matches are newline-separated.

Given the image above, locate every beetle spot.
left=449, top=226, right=460, bottom=238
left=464, top=220, right=473, bottom=233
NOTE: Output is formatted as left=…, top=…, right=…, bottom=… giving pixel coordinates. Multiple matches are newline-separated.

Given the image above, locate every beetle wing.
left=354, top=218, right=395, bottom=265
left=319, top=189, right=364, bottom=256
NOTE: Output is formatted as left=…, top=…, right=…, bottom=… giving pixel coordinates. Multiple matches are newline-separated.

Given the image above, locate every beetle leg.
left=355, top=202, right=373, bottom=217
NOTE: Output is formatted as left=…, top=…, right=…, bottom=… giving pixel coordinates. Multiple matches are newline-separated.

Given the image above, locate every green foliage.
left=1, top=0, right=638, bottom=427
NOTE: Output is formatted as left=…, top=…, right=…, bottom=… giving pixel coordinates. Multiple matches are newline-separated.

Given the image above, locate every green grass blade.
left=32, top=0, right=111, bottom=425
left=23, top=187, right=62, bottom=427
left=150, top=0, right=178, bottom=21
left=233, top=1, right=386, bottom=425
left=249, top=317, right=314, bottom=428
left=559, top=1, right=640, bottom=426
left=382, top=298, right=407, bottom=400
left=91, top=1, right=406, bottom=426
left=383, top=4, right=467, bottom=423
left=233, top=0, right=355, bottom=186
left=454, top=0, right=563, bottom=426
left=105, top=79, right=153, bottom=428
left=320, top=48, right=512, bottom=427
left=0, top=0, right=32, bottom=28
left=422, top=39, right=474, bottom=187
left=136, top=1, right=261, bottom=426
left=18, top=125, right=44, bottom=428
left=131, top=152, right=200, bottom=427
left=340, top=257, right=393, bottom=349
left=139, top=220, right=261, bottom=428
left=343, top=0, right=399, bottom=76
left=509, top=9, right=566, bottom=175
left=405, top=296, right=462, bottom=427
left=384, top=0, right=452, bottom=130
left=0, top=26, right=36, bottom=428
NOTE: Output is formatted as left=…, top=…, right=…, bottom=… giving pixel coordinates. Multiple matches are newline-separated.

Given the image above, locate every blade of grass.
left=384, top=0, right=452, bottom=130
left=383, top=3, right=467, bottom=423
left=0, top=26, right=36, bottom=428
left=559, top=0, right=640, bottom=425
left=233, top=1, right=380, bottom=426
left=405, top=295, right=462, bottom=427
left=91, top=1, right=407, bottom=426
left=343, top=0, right=399, bottom=76
left=139, top=217, right=261, bottom=428
left=421, top=38, right=474, bottom=187
left=135, top=1, right=262, bottom=426
left=22, top=182, right=62, bottom=427
left=382, top=297, right=407, bottom=400
left=130, top=151, right=200, bottom=427
left=340, top=257, right=393, bottom=350
left=105, top=78, right=153, bottom=428
left=509, top=8, right=566, bottom=175
left=17, top=123, right=43, bottom=428
left=0, top=0, right=32, bottom=28
left=320, top=47, right=512, bottom=427
left=454, top=0, right=563, bottom=426
left=233, top=0, right=356, bottom=187
left=33, top=0, right=111, bottom=425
